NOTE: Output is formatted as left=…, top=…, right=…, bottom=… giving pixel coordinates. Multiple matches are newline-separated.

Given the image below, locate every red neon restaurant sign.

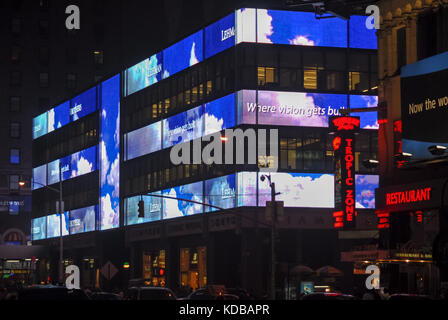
left=386, top=187, right=431, bottom=205
left=331, top=116, right=360, bottom=229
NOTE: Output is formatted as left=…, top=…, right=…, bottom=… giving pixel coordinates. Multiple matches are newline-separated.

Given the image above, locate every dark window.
left=39, top=47, right=49, bottom=65
left=11, top=45, right=21, bottom=63
left=9, top=175, right=19, bottom=191
left=66, top=48, right=77, bottom=64
left=10, top=122, right=21, bottom=138
left=10, top=149, right=20, bottom=164
left=67, top=73, right=77, bottom=89
left=38, top=20, right=49, bottom=36
left=38, top=97, right=50, bottom=112
left=11, top=18, right=22, bottom=34
left=396, top=27, right=407, bottom=70
left=417, top=9, right=438, bottom=60
left=39, top=0, right=50, bottom=10
left=10, top=71, right=21, bottom=86
left=10, top=97, right=21, bottom=112
left=39, top=72, right=49, bottom=87
left=94, top=24, right=104, bottom=43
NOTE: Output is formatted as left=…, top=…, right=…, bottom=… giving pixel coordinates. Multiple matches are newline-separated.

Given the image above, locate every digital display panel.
left=238, top=90, right=347, bottom=127
left=258, top=172, right=334, bottom=208
left=349, top=15, right=377, bottom=50
left=126, top=191, right=163, bottom=226
left=100, top=75, right=120, bottom=230
left=47, top=159, right=60, bottom=185
left=163, top=30, right=203, bottom=79
left=237, top=171, right=257, bottom=207
left=32, top=217, right=47, bottom=241
left=238, top=90, right=378, bottom=129
left=257, top=10, right=347, bottom=47
left=205, top=13, right=235, bottom=59
left=163, top=106, right=203, bottom=148
left=70, top=145, right=97, bottom=178
left=205, top=174, right=236, bottom=212
left=70, top=205, right=97, bottom=234
left=126, top=53, right=163, bottom=96
left=33, top=112, right=48, bottom=139
left=126, top=121, right=162, bottom=161
left=32, top=164, right=47, bottom=190
left=355, top=174, right=378, bottom=209
left=48, top=101, right=70, bottom=133
left=70, top=87, right=97, bottom=122
left=204, top=93, right=236, bottom=136
left=350, top=95, right=379, bottom=129
left=46, top=212, right=69, bottom=238
left=163, top=181, right=203, bottom=219
left=236, top=8, right=256, bottom=44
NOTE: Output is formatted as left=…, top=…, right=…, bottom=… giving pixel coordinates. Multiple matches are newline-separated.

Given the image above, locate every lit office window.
left=304, top=68, right=317, bottom=89
left=10, top=149, right=20, bottom=164
left=93, top=50, right=104, bottom=64
left=257, top=67, right=277, bottom=86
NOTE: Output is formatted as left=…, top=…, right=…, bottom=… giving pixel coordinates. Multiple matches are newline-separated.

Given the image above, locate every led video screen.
left=48, top=101, right=70, bottom=133
left=163, top=106, right=203, bottom=148
left=47, top=159, right=60, bottom=185
left=355, top=174, right=378, bottom=209
left=32, top=164, right=47, bottom=190
left=205, top=174, right=236, bottom=212
left=70, top=87, right=97, bottom=122
left=33, top=112, right=48, bottom=139
left=32, top=217, right=47, bottom=241
left=350, top=95, right=378, bottom=129
left=237, top=171, right=258, bottom=207
left=205, top=13, right=235, bottom=59
left=126, top=191, right=163, bottom=226
left=126, top=53, right=163, bottom=96
left=238, top=90, right=347, bottom=127
left=257, top=9, right=347, bottom=47
left=163, top=30, right=203, bottom=79
left=100, top=75, right=120, bottom=230
left=69, top=205, right=97, bottom=234
left=46, top=212, right=69, bottom=238
left=258, top=172, right=334, bottom=208
left=163, top=181, right=203, bottom=219
left=349, top=15, right=378, bottom=50
left=70, top=145, right=97, bottom=178
left=126, top=121, right=162, bottom=161
left=204, top=93, right=236, bottom=136
left=236, top=8, right=256, bottom=44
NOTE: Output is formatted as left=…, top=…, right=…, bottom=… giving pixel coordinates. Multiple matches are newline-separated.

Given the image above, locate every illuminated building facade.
left=31, top=8, right=379, bottom=295
left=372, top=0, right=448, bottom=296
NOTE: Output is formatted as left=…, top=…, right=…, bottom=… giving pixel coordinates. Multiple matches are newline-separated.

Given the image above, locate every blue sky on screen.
left=163, top=181, right=203, bottom=219
left=48, top=101, right=70, bottom=133
left=257, top=9, right=347, bottom=47
left=355, top=175, right=378, bottom=209
left=163, top=30, right=203, bottom=79
left=205, top=174, right=236, bottom=212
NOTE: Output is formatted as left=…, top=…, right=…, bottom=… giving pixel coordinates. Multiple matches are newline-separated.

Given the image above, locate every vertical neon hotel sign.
left=331, top=116, right=360, bottom=229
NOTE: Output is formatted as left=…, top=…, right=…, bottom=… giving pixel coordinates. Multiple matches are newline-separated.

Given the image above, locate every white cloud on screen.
left=164, top=188, right=183, bottom=219
left=107, top=156, right=120, bottom=198
left=100, top=141, right=110, bottom=186
left=257, top=9, right=273, bottom=43
left=289, top=35, right=315, bottom=46
left=48, top=109, right=55, bottom=132
left=75, top=156, right=93, bottom=176
left=190, top=42, right=199, bottom=66
left=101, top=194, right=116, bottom=230
left=204, top=113, right=224, bottom=136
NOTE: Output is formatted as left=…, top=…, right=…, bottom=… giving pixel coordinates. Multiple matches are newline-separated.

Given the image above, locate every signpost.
left=101, top=261, right=118, bottom=281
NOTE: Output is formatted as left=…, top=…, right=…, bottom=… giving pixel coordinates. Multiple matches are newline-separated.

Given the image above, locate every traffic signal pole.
left=270, top=182, right=276, bottom=300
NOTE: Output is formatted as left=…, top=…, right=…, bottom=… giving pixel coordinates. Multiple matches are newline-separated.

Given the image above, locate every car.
left=299, top=292, right=357, bottom=300
left=90, top=292, right=123, bottom=300
left=126, top=286, right=177, bottom=300
left=182, top=286, right=240, bottom=300
left=8, top=285, right=90, bottom=300
left=225, top=288, right=253, bottom=300
left=388, top=294, right=432, bottom=300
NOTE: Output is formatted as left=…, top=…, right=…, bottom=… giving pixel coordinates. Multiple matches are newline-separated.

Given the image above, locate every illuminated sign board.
left=204, top=174, right=236, bottom=212
left=70, top=87, right=97, bottom=122
left=126, top=53, right=163, bottom=96
left=125, top=121, right=162, bottom=161
left=163, top=106, right=203, bottom=148
left=48, top=101, right=70, bottom=133
left=163, top=30, right=203, bottom=79
left=349, top=15, right=378, bottom=49
left=205, top=13, right=235, bottom=59
left=31, top=217, right=47, bottom=240
left=386, top=188, right=431, bottom=205
left=70, top=145, right=97, bottom=178
left=46, top=212, right=69, bottom=238
left=70, top=205, right=97, bottom=234
left=33, top=112, right=48, bottom=139
left=32, top=164, right=47, bottom=190
left=332, top=116, right=360, bottom=229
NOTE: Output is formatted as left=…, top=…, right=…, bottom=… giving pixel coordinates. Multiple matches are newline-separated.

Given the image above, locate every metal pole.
left=271, top=181, right=276, bottom=300
left=59, top=161, right=63, bottom=285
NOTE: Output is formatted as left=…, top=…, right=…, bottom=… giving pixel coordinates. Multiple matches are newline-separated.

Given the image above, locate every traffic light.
left=138, top=200, right=145, bottom=218
left=152, top=267, right=165, bottom=276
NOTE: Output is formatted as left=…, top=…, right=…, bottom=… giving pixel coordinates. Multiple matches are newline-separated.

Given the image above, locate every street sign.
left=265, top=201, right=284, bottom=222
left=101, top=261, right=118, bottom=280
